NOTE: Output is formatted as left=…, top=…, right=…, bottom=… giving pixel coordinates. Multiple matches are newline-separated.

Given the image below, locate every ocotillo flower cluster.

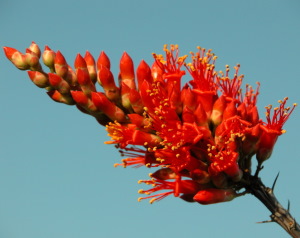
left=3, top=42, right=296, bottom=205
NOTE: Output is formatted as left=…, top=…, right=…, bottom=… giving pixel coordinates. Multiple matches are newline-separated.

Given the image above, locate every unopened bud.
left=42, top=46, right=56, bottom=70
left=193, top=188, right=237, bottom=205
left=3, top=47, right=29, bottom=70
left=28, top=41, right=41, bottom=58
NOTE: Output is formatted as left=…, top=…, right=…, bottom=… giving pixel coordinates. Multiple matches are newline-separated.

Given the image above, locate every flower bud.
left=98, top=65, right=119, bottom=101
left=193, top=188, right=237, bottom=205
left=77, top=68, right=96, bottom=96
left=71, top=90, right=97, bottom=112
left=27, top=71, right=49, bottom=88
left=54, top=51, right=68, bottom=78
left=137, top=60, right=152, bottom=89
left=25, top=48, right=41, bottom=70
left=119, top=52, right=136, bottom=90
left=42, top=46, right=56, bottom=70
left=47, top=90, right=74, bottom=105
left=48, top=73, right=70, bottom=94
left=97, top=51, right=110, bottom=70
left=28, top=41, right=41, bottom=58
left=92, top=92, right=126, bottom=122
left=3, top=47, right=29, bottom=70
left=84, top=51, right=97, bottom=83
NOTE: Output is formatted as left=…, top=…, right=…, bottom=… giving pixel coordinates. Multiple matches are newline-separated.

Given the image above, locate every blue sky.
left=1, top=0, right=300, bottom=237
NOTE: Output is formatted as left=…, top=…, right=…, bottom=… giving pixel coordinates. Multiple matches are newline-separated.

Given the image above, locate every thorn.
left=288, top=200, right=290, bottom=212
left=271, top=172, right=280, bottom=191
left=256, top=220, right=273, bottom=224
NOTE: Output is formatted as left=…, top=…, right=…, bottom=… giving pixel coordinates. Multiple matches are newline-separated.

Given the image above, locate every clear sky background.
left=1, top=0, right=300, bottom=237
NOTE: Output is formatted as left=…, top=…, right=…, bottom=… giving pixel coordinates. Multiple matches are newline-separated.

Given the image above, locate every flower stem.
left=246, top=175, right=300, bottom=238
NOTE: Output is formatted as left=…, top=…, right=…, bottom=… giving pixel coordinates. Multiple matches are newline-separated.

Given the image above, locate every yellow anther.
left=138, top=180, right=143, bottom=184
left=146, top=163, right=151, bottom=167
left=176, top=154, right=180, bottom=158
left=138, top=197, right=143, bottom=202
left=149, top=198, right=156, bottom=204
left=281, top=130, right=287, bottom=134
left=113, top=163, right=119, bottom=167
left=138, top=189, right=144, bottom=194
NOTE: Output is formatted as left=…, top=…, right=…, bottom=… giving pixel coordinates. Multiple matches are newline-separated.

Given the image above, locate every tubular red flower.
left=105, top=122, right=161, bottom=148
left=256, top=98, right=297, bottom=163
left=138, top=178, right=208, bottom=204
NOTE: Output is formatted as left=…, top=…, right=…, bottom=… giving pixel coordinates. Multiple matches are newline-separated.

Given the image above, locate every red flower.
left=3, top=43, right=297, bottom=205
left=257, top=98, right=297, bottom=163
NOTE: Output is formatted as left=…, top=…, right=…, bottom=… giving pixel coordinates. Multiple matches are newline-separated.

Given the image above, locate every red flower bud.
left=97, top=51, right=110, bottom=70
left=74, top=53, right=87, bottom=70
left=77, top=68, right=96, bottom=96
left=119, top=52, right=136, bottom=90
left=48, top=73, right=70, bottom=94
left=193, top=188, right=237, bottom=205
left=129, top=88, right=144, bottom=114
left=25, top=48, right=41, bottom=70
left=92, top=92, right=126, bottom=122
left=54, top=51, right=68, bottom=78
left=28, top=41, right=41, bottom=58
left=84, top=51, right=97, bottom=83
left=27, top=71, right=49, bottom=88
left=137, top=60, right=152, bottom=89
left=97, top=65, right=119, bottom=101
left=3, top=47, right=29, bottom=70
left=42, top=46, right=56, bottom=70
left=71, top=90, right=98, bottom=112
left=47, top=90, right=74, bottom=105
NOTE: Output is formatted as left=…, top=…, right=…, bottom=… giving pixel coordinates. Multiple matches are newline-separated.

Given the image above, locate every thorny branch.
left=244, top=174, right=300, bottom=238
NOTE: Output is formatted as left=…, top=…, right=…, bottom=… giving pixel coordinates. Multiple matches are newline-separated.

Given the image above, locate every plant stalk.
left=246, top=175, right=300, bottom=238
